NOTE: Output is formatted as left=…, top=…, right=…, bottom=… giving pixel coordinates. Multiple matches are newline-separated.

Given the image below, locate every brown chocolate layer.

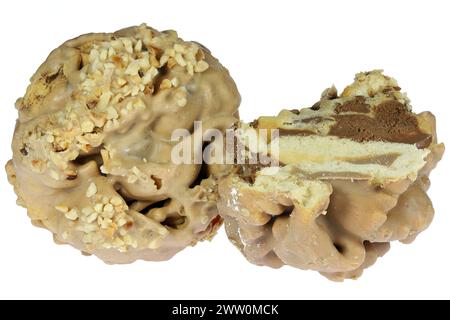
left=329, top=100, right=431, bottom=148
left=335, top=96, right=370, bottom=114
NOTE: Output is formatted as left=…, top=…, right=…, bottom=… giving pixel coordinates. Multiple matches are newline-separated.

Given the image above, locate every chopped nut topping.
left=117, top=218, right=127, bottom=227
left=46, top=135, right=55, bottom=143
left=104, top=203, right=114, bottom=213
left=167, top=58, right=177, bottom=69
left=171, top=77, right=179, bottom=87
left=194, top=60, right=209, bottom=73
left=177, top=98, right=187, bottom=107
left=81, top=120, right=95, bottom=133
left=18, top=24, right=214, bottom=184
left=94, top=203, right=104, bottom=213
left=110, top=196, right=122, bottom=206
left=86, top=182, right=97, bottom=197
left=65, top=208, right=79, bottom=221
left=175, top=53, right=187, bottom=67
left=106, top=107, right=119, bottom=120
left=160, top=79, right=172, bottom=90
left=82, top=207, right=93, bottom=215
left=55, top=205, right=69, bottom=213
left=50, top=170, right=60, bottom=180
left=12, top=23, right=222, bottom=255
left=101, top=196, right=110, bottom=204
left=86, top=212, right=98, bottom=223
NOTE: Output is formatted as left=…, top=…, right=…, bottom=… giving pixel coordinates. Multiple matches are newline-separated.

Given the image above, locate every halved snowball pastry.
left=218, top=70, right=444, bottom=280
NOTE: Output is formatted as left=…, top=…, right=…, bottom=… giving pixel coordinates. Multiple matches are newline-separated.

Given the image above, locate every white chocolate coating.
left=6, top=24, right=240, bottom=263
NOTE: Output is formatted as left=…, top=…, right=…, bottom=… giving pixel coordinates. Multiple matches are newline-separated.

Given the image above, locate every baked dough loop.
left=6, top=24, right=240, bottom=263
left=218, top=70, right=444, bottom=280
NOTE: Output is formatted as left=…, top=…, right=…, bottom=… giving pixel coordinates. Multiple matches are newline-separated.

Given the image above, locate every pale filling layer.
left=262, top=135, right=429, bottom=183
left=236, top=171, right=332, bottom=209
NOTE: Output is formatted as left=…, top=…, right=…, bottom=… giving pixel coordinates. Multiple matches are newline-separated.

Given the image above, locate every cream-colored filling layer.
left=263, top=135, right=429, bottom=183
left=236, top=170, right=332, bottom=210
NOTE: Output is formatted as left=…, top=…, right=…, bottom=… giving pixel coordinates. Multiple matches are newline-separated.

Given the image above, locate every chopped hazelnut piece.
left=159, top=79, right=172, bottom=90
left=86, top=182, right=97, bottom=198
left=194, top=60, right=209, bottom=73
left=65, top=208, right=79, bottom=221
left=55, top=205, right=69, bottom=213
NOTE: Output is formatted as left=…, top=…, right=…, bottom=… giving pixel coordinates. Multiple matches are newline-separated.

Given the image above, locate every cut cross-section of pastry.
left=218, top=70, right=444, bottom=281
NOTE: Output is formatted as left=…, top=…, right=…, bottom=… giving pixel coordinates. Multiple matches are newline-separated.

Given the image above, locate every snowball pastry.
left=6, top=24, right=240, bottom=263
left=218, top=71, right=444, bottom=281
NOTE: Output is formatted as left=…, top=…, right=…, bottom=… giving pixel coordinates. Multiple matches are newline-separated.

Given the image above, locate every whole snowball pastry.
left=6, top=24, right=240, bottom=263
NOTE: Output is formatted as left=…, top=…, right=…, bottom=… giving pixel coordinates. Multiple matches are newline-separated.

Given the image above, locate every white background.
left=0, top=0, right=449, bottom=300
